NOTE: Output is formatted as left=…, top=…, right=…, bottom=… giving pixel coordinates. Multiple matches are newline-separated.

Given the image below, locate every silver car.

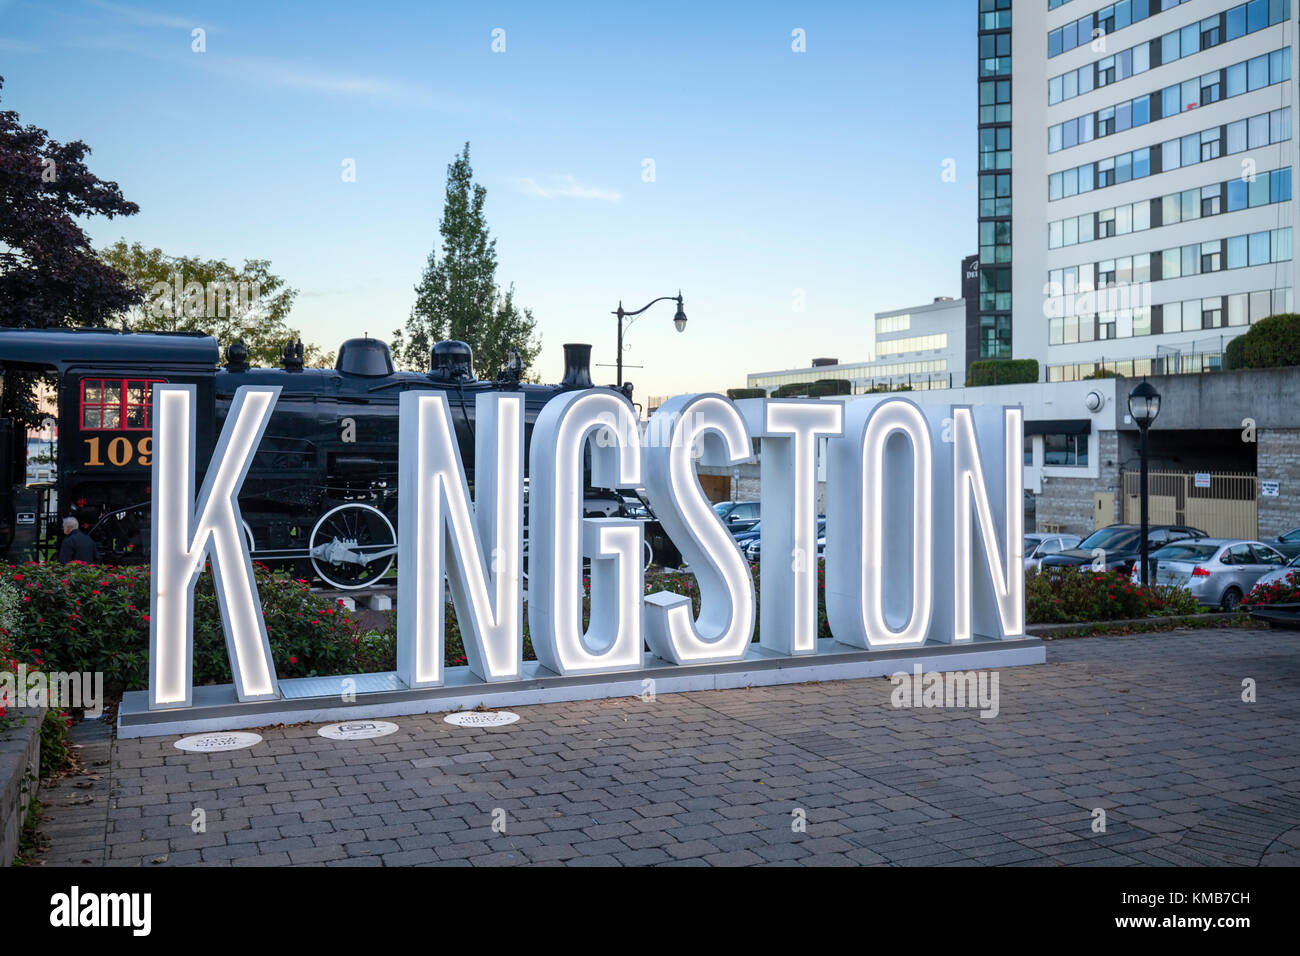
left=1129, top=538, right=1288, bottom=611
left=1250, top=552, right=1300, bottom=593
left=1024, top=532, right=1083, bottom=572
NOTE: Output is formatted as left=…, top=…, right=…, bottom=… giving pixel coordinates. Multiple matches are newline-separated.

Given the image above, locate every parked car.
left=1268, top=527, right=1300, bottom=560
left=713, top=500, right=761, bottom=535
left=1039, top=523, right=1208, bottom=576
left=1024, top=532, right=1083, bottom=572
left=743, top=517, right=826, bottom=562
left=733, top=521, right=762, bottom=551
left=1128, top=538, right=1288, bottom=610
left=1246, top=551, right=1300, bottom=592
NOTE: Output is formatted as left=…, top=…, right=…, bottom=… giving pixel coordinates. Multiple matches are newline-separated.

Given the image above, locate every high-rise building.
left=978, top=0, right=1015, bottom=365
left=1006, top=0, right=1295, bottom=382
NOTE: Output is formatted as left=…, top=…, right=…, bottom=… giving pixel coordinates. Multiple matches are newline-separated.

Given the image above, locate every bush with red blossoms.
left=3, top=561, right=362, bottom=691
left=1243, top=568, right=1300, bottom=607
left=1026, top=567, right=1202, bottom=624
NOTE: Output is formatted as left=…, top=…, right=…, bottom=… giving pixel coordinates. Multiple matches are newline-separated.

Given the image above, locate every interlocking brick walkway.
left=33, top=627, right=1300, bottom=866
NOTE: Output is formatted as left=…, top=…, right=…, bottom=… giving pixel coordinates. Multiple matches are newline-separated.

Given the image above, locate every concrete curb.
left=0, top=708, right=44, bottom=865
left=1027, top=611, right=1242, bottom=637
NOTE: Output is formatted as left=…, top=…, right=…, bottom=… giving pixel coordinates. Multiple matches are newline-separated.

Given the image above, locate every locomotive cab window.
left=80, top=379, right=162, bottom=430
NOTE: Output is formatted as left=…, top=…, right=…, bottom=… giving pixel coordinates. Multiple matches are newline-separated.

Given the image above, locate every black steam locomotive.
left=0, top=329, right=677, bottom=588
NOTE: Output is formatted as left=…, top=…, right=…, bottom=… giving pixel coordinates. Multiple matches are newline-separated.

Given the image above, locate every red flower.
left=289, top=656, right=298, bottom=664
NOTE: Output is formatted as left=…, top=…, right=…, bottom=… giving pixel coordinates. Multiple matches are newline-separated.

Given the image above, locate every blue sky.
left=1, top=0, right=975, bottom=399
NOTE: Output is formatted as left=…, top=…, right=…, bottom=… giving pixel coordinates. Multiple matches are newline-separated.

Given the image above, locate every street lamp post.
left=1128, top=380, right=1162, bottom=587
left=613, top=292, right=687, bottom=388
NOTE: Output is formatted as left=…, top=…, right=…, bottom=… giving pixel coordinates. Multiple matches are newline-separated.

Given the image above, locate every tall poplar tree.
left=392, top=143, right=540, bottom=378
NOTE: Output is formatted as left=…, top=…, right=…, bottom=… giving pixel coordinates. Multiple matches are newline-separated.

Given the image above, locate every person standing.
left=58, top=516, right=98, bottom=564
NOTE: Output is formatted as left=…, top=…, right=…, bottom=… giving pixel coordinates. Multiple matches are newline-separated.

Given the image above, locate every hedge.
left=967, top=359, right=1039, bottom=387
left=725, top=388, right=767, bottom=400
left=1, top=559, right=1210, bottom=699
left=1224, top=334, right=1246, bottom=370
left=1227, top=313, right=1300, bottom=369
left=808, top=379, right=851, bottom=397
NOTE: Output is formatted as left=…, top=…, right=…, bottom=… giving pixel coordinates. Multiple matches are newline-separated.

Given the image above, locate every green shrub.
left=1026, top=568, right=1202, bottom=623
left=725, top=388, right=767, bottom=400
left=967, top=359, right=1039, bottom=387
left=808, top=379, right=850, bottom=397
left=1234, top=313, right=1300, bottom=369
left=1224, top=334, right=1246, bottom=370
left=1083, top=368, right=1120, bottom=379
left=39, top=709, right=72, bottom=777
left=772, top=383, right=809, bottom=398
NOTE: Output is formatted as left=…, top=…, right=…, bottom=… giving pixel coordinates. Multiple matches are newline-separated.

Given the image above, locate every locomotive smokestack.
left=561, top=343, right=593, bottom=389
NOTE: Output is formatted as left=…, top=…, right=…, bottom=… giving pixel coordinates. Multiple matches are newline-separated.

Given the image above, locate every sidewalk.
left=32, top=627, right=1300, bottom=866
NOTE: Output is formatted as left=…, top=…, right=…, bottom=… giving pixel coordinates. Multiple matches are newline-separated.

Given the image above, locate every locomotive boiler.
left=0, top=328, right=676, bottom=588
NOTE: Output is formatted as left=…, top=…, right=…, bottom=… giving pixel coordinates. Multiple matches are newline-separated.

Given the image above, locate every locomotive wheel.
left=309, top=503, right=396, bottom=590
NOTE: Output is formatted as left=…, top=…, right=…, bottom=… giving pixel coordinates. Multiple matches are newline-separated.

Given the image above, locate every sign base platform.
left=117, top=636, right=1046, bottom=738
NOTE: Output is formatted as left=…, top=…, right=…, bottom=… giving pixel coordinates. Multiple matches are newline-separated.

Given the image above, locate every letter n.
left=150, top=385, right=281, bottom=708
left=952, top=406, right=1024, bottom=641
left=396, top=392, right=525, bottom=687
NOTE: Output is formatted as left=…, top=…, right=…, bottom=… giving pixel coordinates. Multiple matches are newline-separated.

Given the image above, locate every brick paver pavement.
left=34, top=627, right=1300, bottom=866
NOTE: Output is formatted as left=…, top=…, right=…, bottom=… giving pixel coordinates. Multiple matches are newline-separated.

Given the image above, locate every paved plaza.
left=35, top=627, right=1300, bottom=867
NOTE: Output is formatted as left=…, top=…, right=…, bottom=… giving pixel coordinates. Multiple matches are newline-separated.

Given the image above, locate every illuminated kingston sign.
left=147, top=387, right=1023, bottom=710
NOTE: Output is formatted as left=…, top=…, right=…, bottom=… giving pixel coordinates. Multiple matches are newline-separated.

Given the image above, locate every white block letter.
left=953, top=406, right=1025, bottom=641
left=825, top=398, right=934, bottom=649
left=397, top=392, right=524, bottom=687
left=737, top=398, right=843, bottom=655
left=150, top=385, right=280, bottom=708
left=528, top=390, right=644, bottom=675
left=643, top=395, right=755, bottom=664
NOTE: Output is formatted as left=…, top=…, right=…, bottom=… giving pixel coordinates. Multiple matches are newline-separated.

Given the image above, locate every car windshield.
left=1024, top=536, right=1042, bottom=550
left=1152, top=543, right=1218, bottom=561
left=712, top=503, right=731, bottom=516
left=1078, top=527, right=1140, bottom=552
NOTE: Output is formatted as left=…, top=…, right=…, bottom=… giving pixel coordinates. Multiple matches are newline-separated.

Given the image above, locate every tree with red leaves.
left=0, top=76, right=141, bottom=330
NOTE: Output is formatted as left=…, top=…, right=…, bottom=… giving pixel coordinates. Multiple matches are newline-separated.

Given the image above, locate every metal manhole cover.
left=444, top=711, right=519, bottom=728
left=174, top=731, right=262, bottom=753
left=318, top=720, right=400, bottom=741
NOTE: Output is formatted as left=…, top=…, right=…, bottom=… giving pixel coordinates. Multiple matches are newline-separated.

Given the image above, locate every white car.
left=1024, top=533, right=1083, bottom=572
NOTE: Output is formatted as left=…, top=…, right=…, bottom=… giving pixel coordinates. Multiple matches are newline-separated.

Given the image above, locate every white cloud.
left=0, top=36, right=39, bottom=53
left=512, top=175, right=622, bottom=203
left=86, top=0, right=213, bottom=31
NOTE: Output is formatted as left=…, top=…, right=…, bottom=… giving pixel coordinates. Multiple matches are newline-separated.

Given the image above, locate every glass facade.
left=978, top=0, right=1013, bottom=360
left=1048, top=46, right=1291, bottom=155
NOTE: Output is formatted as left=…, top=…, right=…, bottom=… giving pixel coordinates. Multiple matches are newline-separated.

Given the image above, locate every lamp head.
left=673, top=293, right=687, bottom=333
left=1127, top=379, right=1161, bottom=427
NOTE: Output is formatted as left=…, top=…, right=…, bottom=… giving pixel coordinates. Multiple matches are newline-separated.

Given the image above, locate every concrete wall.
left=1119, top=369, right=1300, bottom=538
left=0, top=708, right=42, bottom=865
left=1257, top=429, right=1300, bottom=539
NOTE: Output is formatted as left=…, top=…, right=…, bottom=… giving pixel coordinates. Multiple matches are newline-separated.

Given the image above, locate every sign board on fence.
left=1262, top=480, right=1280, bottom=497
left=1194, top=472, right=1211, bottom=489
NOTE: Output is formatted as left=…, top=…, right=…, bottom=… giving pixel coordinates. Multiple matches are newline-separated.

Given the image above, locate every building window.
left=1043, top=433, right=1088, bottom=467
